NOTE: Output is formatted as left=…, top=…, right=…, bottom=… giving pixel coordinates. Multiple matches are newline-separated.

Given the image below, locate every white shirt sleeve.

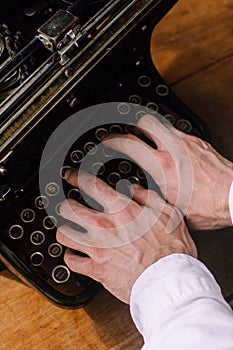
left=228, top=181, right=233, bottom=223
left=130, top=254, right=233, bottom=350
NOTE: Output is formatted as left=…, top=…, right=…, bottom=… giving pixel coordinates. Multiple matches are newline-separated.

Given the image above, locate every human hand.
left=56, top=169, right=197, bottom=304
left=102, top=114, right=233, bottom=230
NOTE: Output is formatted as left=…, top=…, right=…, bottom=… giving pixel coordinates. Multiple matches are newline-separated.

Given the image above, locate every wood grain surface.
left=1, top=1, right=233, bottom=349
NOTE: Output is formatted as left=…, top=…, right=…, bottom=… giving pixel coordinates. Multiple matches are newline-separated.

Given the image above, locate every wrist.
left=189, top=164, right=233, bottom=230
left=217, top=165, right=233, bottom=227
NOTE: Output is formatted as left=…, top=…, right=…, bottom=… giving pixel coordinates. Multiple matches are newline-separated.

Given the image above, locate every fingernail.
left=64, top=168, right=72, bottom=180
left=131, top=183, right=142, bottom=189
left=129, top=183, right=142, bottom=196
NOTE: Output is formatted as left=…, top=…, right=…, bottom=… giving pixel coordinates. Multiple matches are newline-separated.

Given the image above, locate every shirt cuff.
left=129, top=254, right=227, bottom=341
left=228, top=181, right=233, bottom=223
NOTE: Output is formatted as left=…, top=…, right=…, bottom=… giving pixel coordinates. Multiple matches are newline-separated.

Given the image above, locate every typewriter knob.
left=65, top=68, right=74, bottom=78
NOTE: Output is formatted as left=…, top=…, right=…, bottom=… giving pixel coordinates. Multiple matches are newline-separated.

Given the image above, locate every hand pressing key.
left=57, top=169, right=197, bottom=304
left=102, top=114, right=233, bottom=230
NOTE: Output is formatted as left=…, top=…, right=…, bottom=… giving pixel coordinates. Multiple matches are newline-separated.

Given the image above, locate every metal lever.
left=37, top=10, right=80, bottom=51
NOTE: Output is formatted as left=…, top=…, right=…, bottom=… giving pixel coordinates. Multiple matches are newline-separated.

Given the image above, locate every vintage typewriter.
left=0, top=0, right=210, bottom=308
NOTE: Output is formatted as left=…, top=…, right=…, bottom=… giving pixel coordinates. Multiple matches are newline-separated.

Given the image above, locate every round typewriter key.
left=21, top=208, right=35, bottom=223
left=55, top=202, right=63, bottom=216
left=107, top=172, right=121, bottom=186
left=67, top=188, right=81, bottom=201
left=91, top=162, right=105, bottom=176
left=138, top=75, right=151, bottom=87
left=135, top=110, right=147, bottom=121
left=164, top=114, right=176, bottom=125
left=118, top=160, right=132, bottom=174
left=146, top=102, right=159, bottom=113
left=109, top=124, right=123, bottom=134
left=60, top=165, right=71, bottom=179
left=45, top=182, right=60, bottom=196
left=176, top=119, right=192, bottom=133
left=102, top=145, right=116, bottom=158
left=128, top=94, right=142, bottom=105
left=52, top=265, right=70, bottom=283
left=70, top=150, right=84, bottom=163
left=9, top=225, right=24, bottom=239
left=136, top=168, right=146, bottom=179
left=109, top=124, right=123, bottom=133
left=95, top=128, right=108, bottom=141
left=124, top=124, right=134, bottom=133
left=128, top=176, right=140, bottom=185
left=43, top=216, right=57, bottom=230
left=30, top=252, right=44, bottom=267
left=84, top=142, right=97, bottom=155
left=48, top=243, right=63, bottom=258
left=117, top=102, right=131, bottom=115
left=34, top=195, right=49, bottom=210
left=155, top=84, right=169, bottom=96
left=30, top=231, right=45, bottom=245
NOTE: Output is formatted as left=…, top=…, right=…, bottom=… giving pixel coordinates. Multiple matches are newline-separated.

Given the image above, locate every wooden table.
left=1, top=1, right=233, bottom=349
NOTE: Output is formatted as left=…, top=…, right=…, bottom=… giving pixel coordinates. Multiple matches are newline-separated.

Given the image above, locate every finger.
left=131, top=184, right=165, bottom=210
left=132, top=125, right=157, bottom=149
left=65, top=168, right=130, bottom=213
left=103, top=113, right=174, bottom=151
left=103, top=129, right=156, bottom=149
left=103, top=132, right=153, bottom=153
left=136, top=114, right=181, bottom=151
left=59, top=197, right=153, bottom=249
left=57, top=226, right=94, bottom=256
left=59, top=199, right=107, bottom=230
left=60, top=196, right=146, bottom=233
left=58, top=206, right=125, bottom=248
left=130, top=184, right=184, bottom=232
left=137, top=115, right=191, bottom=174
left=57, top=223, right=114, bottom=255
left=64, top=249, right=99, bottom=280
left=137, top=115, right=195, bottom=218
left=102, top=134, right=166, bottom=186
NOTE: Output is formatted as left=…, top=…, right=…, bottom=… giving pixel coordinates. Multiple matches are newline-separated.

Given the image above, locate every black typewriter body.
left=0, top=0, right=210, bottom=308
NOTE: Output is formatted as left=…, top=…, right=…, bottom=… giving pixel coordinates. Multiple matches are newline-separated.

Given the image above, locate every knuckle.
left=64, top=255, right=77, bottom=270
left=91, top=262, right=108, bottom=282
left=156, top=152, right=170, bottom=168
left=162, top=202, right=173, bottom=217
left=96, top=216, right=113, bottom=229
left=82, top=213, right=113, bottom=230
left=93, top=248, right=108, bottom=264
